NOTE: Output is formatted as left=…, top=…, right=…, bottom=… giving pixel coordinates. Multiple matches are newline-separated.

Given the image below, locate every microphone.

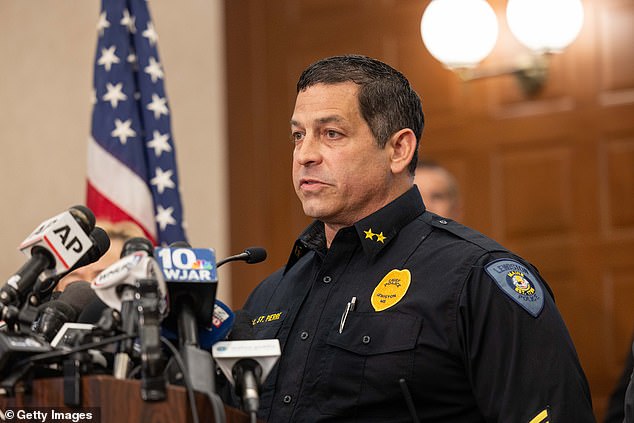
left=155, top=243, right=218, bottom=340
left=91, top=239, right=167, bottom=315
left=32, top=281, right=98, bottom=342
left=76, top=297, right=109, bottom=325
left=161, top=299, right=235, bottom=350
left=73, top=236, right=147, bottom=326
left=64, top=226, right=111, bottom=276
left=216, top=247, right=267, bottom=268
left=91, top=237, right=167, bottom=379
left=35, top=226, right=111, bottom=298
left=156, top=242, right=222, bottom=399
left=1, top=206, right=96, bottom=310
left=212, top=310, right=281, bottom=417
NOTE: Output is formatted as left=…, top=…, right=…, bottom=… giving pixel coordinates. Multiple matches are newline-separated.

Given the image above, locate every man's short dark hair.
left=297, top=55, right=425, bottom=174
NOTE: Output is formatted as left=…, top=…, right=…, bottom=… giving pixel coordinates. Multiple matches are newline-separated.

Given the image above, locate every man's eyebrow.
left=290, top=115, right=346, bottom=127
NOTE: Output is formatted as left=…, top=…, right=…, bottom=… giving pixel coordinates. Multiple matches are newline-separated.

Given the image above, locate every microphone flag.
left=86, top=0, right=187, bottom=246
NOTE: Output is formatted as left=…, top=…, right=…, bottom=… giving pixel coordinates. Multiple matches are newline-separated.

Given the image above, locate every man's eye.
left=291, top=132, right=304, bottom=142
left=325, top=130, right=341, bottom=139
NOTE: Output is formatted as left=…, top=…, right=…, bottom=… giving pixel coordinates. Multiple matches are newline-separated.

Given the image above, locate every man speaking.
left=240, top=55, right=595, bottom=422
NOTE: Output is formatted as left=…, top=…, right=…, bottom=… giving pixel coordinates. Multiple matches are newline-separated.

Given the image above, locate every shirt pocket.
left=316, top=311, right=422, bottom=418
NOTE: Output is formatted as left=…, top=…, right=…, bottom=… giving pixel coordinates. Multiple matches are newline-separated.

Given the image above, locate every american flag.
left=86, top=0, right=187, bottom=246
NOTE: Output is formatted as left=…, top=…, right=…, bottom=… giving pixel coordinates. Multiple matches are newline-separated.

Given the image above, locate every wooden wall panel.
left=598, top=0, right=634, bottom=105
left=600, top=137, right=634, bottom=233
left=491, top=144, right=574, bottom=239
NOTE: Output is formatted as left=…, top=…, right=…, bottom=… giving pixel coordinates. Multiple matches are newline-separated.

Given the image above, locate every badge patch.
left=485, top=259, right=544, bottom=317
left=371, top=269, right=411, bottom=311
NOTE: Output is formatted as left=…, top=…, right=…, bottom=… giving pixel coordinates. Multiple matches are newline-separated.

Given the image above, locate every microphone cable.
left=160, top=336, right=199, bottom=423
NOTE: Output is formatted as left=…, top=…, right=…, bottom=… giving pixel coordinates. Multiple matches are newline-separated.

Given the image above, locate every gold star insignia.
left=376, top=232, right=386, bottom=243
left=364, top=229, right=376, bottom=240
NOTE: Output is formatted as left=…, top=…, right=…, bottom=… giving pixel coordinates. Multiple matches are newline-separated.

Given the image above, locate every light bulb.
left=421, top=0, right=499, bottom=69
left=506, top=0, right=584, bottom=53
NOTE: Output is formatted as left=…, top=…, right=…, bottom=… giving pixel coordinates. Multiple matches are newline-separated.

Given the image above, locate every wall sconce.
left=420, top=0, right=585, bottom=96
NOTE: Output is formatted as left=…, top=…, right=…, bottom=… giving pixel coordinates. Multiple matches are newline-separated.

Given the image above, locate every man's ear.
left=388, top=128, right=417, bottom=175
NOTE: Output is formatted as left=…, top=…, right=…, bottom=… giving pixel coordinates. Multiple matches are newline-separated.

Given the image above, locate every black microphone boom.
left=216, top=247, right=267, bottom=268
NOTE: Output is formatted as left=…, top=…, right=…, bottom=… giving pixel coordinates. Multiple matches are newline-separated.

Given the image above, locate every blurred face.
left=55, top=237, right=124, bottom=291
left=414, top=167, right=462, bottom=220
left=291, top=82, right=395, bottom=233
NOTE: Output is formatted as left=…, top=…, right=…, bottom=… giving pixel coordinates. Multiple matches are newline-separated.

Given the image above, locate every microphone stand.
left=112, top=291, right=136, bottom=380
left=136, top=279, right=166, bottom=401
left=175, top=297, right=226, bottom=423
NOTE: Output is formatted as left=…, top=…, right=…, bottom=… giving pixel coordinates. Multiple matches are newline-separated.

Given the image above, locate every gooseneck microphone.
left=216, top=247, right=267, bottom=268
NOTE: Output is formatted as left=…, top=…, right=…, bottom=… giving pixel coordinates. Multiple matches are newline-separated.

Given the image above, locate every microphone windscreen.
left=245, top=247, right=267, bottom=264
left=69, top=205, right=96, bottom=233
left=90, top=227, right=111, bottom=256
left=120, top=237, right=154, bottom=258
left=39, top=300, right=77, bottom=323
left=58, top=281, right=99, bottom=315
left=77, top=297, right=110, bottom=324
left=33, top=281, right=95, bottom=341
left=228, top=309, right=254, bottom=340
left=34, top=300, right=78, bottom=341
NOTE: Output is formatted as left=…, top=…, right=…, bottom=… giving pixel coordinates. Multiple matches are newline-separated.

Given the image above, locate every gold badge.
left=371, top=269, right=411, bottom=311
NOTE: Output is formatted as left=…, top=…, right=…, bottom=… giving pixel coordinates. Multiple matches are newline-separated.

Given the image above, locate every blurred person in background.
left=414, top=159, right=463, bottom=221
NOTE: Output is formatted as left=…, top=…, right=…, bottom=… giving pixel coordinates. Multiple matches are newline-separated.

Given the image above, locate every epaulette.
left=423, top=212, right=507, bottom=254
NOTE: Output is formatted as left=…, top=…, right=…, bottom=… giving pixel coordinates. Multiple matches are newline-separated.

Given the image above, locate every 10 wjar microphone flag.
left=87, top=0, right=187, bottom=246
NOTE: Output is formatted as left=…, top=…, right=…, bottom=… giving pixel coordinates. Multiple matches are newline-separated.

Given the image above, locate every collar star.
left=364, top=229, right=376, bottom=240
left=376, top=232, right=386, bottom=243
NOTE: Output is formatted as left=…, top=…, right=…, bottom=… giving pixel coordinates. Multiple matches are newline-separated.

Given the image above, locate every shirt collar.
left=353, top=186, right=425, bottom=259
left=285, top=186, right=425, bottom=271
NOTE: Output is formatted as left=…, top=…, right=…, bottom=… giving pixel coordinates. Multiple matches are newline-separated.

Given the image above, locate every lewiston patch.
left=371, top=269, right=411, bottom=311
left=484, top=259, right=544, bottom=317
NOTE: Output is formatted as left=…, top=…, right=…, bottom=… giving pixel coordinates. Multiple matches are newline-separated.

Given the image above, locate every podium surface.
left=0, top=375, right=251, bottom=423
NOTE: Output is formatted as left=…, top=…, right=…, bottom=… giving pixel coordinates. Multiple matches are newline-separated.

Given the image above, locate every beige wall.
left=0, top=1, right=232, bottom=304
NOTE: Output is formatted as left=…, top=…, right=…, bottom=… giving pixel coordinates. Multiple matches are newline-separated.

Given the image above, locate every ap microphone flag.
left=86, top=0, right=187, bottom=246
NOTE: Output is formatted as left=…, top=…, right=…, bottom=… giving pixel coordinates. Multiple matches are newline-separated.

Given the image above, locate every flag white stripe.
left=87, top=136, right=157, bottom=240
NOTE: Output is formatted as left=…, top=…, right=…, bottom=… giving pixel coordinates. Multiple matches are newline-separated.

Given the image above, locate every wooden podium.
left=0, top=375, right=252, bottom=423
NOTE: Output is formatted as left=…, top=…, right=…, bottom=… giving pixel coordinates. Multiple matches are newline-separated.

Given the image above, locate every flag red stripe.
left=86, top=182, right=157, bottom=245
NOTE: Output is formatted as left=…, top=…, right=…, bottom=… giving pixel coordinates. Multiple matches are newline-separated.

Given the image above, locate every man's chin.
left=301, top=203, right=330, bottom=221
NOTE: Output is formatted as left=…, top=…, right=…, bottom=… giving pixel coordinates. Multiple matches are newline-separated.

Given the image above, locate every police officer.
left=242, top=55, right=595, bottom=422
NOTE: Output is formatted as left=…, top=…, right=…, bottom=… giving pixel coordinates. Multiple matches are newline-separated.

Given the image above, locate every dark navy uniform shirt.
left=243, top=187, right=595, bottom=422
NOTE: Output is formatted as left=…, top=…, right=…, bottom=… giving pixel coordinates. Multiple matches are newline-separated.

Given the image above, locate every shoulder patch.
left=484, top=258, right=544, bottom=317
